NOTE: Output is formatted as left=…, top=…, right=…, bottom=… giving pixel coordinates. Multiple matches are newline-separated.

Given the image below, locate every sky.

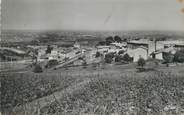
left=2, top=0, right=184, bottom=31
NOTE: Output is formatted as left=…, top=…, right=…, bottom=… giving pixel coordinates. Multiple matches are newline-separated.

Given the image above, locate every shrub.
left=137, top=58, right=146, bottom=72
left=33, top=64, right=43, bottom=73
left=95, top=51, right=101, bottom=58
left=118, top=50, right=125, bottom=55
left=105, top=36, right=114, bottom=45
left=105, top=52, right=115, bottom=59
left=78, top=57, right=83, bottom=60
left=137, top=57, right=146, bottom=68
left=173, top=50, right=184, bottom=63
left=82, top=60, right=87, bottom=68
left=45, top=59, right=59, bottom=68
left=115, top=55, right=124, bottom=62
left=163, top=52, right=174, bottom=63
left=97, top=41, right=106, bottom=46
left=122, top=38, right=127, bottom=42
left=46, top=45, right=53, bottom=54
left=114, top=35, right=122, bottom=43
left=105, top=57, right=113, bottom=63
left=122, top=53, right=133, bottom=62
left=104, top=52, right=115, bottom=63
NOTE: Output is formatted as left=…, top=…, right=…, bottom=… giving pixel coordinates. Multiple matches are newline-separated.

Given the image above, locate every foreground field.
left=1, top=64, right=184, bottom=115
left=41, top=72, right=184, bottom=115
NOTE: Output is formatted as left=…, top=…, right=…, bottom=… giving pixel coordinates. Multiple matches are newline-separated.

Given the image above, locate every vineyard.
left=1, top=71, right=83, bottom=114
left=40, top=71, right=184, bottom=115
left=1, top=64, right=184, bottom=115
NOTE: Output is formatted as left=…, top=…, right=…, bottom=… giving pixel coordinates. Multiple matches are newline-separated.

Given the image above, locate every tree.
left=105, top=52, right=115, bottom=58
left=97, top=41, right=106, bottom=46
left=118, top=50, right=125, bottom=55
left=82, top=60, right=87, bottom=69
left=33, top=64, right=43, bottom=73
left=173, top=50, right=184, bottom=63
left=46, top=45, right=53, bottom=54
left=137, top=57, right=146, bottom=68
left=115, top=55, right=124, bottom=62
left=163, top=52, right=174, bottom=63
left=104, top=52, right=115, bottom=63
left=31, top=49, right=38, bottom=64
left=122, top=38, right=127, bottom=42
left=105, top=36, right=114, bottom=45
left=45, top=59, right=59, bottom=68
left=114, top=35, right=122, bottom=43
left=122, top=53, right=133, bottom=62
left=30, top=40, right=39, bottom=45
left=95, top=51, right=101, bottom=58
left=105, top=57, right=113, bottom=63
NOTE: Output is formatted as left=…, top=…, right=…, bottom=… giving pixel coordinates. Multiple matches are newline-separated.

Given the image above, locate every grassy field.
left=1, top=63, right=184, bottom=115
left=40, top=72, right=184, bottom=115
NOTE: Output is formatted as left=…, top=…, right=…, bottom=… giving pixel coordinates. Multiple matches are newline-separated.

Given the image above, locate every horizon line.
left=2, top=29, right=184, bottom=33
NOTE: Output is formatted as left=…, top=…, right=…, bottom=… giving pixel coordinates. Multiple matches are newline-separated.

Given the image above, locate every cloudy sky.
left=2, top=0, right=184, bottom=31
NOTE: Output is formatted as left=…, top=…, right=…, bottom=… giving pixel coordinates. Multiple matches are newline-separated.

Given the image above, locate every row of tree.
left=163, top=49, right=184, bottom=63
left=103, top=51, right=146, bottom=72
left=102, top=51, right=133, bottom=64
left=97, top=36, right=127, bottom=46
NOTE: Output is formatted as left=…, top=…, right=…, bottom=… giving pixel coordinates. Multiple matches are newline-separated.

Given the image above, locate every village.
left=1, top=36, right=184, bottom=72
left=2, top=0, right=184, bottom=114
left=2, top=35, right=184, bottom=115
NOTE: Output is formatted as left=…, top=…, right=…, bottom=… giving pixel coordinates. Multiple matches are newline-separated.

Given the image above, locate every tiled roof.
left=152, top=47, right=176, bottom=54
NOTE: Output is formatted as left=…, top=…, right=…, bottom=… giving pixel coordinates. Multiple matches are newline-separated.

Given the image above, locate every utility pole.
left=154, top=38, right=157, bottom=51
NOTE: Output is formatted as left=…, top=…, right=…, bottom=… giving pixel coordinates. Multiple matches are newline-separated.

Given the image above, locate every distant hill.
left=1, top=30, right=184, bottom=45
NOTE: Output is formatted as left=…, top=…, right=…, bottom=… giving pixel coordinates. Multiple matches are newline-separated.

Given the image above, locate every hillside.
left=1, top=63, right=184, bottom=115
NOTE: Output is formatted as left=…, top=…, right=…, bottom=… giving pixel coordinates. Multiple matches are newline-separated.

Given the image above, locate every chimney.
left=154, top=38, right=157, bottom=51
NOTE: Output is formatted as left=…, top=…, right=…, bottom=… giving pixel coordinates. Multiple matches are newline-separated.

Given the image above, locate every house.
left=149, top=40, right=184, bottom=60
left=126, top=46, right=148, bottom=62
left=127, top=40, right=155, bottom=55
left=96, top=46, right=110, bottom=53
left=157, top=40, right=184, bottom=50
left=108, top=47, right=121, bottom=54
left=158, top=40, right=184, bottom=46
left=37, top=48, right=47, bottom=62
left=110, top=42, right=127, bottom=48
left=0, top=47, right=26, bottom=55
left=73, top=59, right=84, bottom=66
left=151, top=51, right=163, bottom=60
left=84, top=49, right=97, bottom=63
left=73, top=41, right=81, bottom=49
left=151, top=47, right=176, bottom=60
left=127, top=40, right=149, bottom=49
left=173, top=44, right=184, bottom=50
left=64, top=49, right=83, bottom=59
left=44, top=48, right=71, bottom=61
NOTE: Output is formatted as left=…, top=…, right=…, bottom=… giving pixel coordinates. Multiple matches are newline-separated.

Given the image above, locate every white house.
left=46, top=48, right=69, bottom=61
left=37, top=48, right=47, bottom=62
left=96, top=46, right=110, bottom=53
left=110, top=42, right=127, bottom=48
left=127, top=46, right=148, bottom=62
left=108, top=47, right=121, bottom=54
left=73, top=41, right=81, bottom=49
left=151, top=51, right=163, bottom=60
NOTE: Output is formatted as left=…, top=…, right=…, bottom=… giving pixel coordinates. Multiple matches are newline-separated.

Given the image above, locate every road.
left=52, top=53, right=85, bottom=70
left=0, top=60, right=32, bottom=72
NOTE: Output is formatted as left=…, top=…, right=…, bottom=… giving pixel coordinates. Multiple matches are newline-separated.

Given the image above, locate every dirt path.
left=11, top=78, right=91, bottom=115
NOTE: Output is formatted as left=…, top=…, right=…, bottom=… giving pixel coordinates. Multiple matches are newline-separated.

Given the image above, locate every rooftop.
left=152, top=47, right=176, bottom=54
left=96, top=46, right=110, bottom=49
left=127, top=39, right=151, bottom=45
left=110, top=42, right=127, bottom=47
